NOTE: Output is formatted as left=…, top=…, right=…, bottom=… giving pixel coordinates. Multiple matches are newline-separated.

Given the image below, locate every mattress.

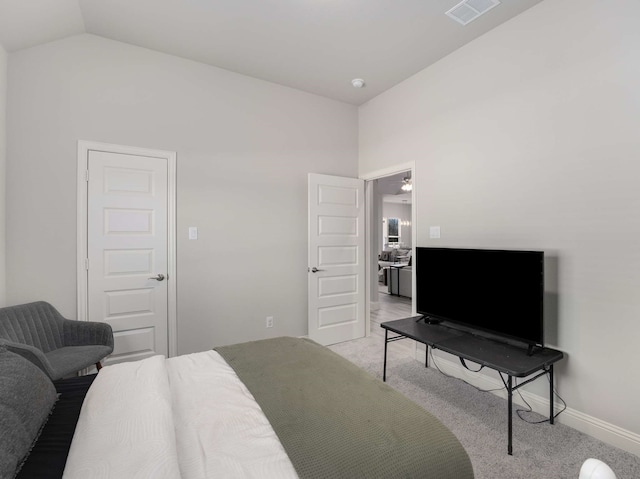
left=19, top=337, right=473, bottom=478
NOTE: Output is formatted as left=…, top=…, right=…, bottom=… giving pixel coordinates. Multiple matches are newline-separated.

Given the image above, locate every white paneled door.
left=86, top=149, right=170, bottom=364
left=308, top=174, right=365, bottom=345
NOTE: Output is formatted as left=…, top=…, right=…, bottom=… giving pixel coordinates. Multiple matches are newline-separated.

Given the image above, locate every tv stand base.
left=415, top=315, right=442, bottom=325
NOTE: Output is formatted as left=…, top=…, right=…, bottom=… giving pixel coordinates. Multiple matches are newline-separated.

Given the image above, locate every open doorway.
left=364, top=167, right=415, bottom=346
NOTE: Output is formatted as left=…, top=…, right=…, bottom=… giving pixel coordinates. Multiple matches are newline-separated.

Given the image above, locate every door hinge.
left=84, top=258, right=90, bottom=270
left=85, top=170, right=89, bottom=182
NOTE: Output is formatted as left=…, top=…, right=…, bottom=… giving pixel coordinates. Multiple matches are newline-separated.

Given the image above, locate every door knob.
left=149, top=274, right=165, bottom=281
left=310, top=267, right=324, bottom=273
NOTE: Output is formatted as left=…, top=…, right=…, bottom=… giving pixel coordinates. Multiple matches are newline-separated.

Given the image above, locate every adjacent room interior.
left=368, top=170, right=415, bottom=355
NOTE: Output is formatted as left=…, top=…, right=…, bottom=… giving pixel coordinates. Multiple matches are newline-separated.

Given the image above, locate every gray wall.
left=360, top=0, right=640, bottom=446
left=6, top=34, right=358, bottom=353
left=0, top=45, right=6, bottom=306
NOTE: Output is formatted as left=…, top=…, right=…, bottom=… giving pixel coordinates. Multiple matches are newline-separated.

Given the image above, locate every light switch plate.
left=188, top=227, right=198, bottom=240
left=429, top=226, right=441, bottom=239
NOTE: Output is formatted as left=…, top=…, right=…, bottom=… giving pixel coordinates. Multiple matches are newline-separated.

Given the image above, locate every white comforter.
left=63, top=351, right=298, bottom=479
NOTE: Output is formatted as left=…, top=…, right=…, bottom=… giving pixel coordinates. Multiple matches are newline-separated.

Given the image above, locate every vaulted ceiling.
left=0, top=0, right=543, bottom=104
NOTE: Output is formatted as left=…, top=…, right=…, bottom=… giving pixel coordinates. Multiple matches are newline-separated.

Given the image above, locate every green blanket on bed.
left=216, top=337, right=473, bottom=479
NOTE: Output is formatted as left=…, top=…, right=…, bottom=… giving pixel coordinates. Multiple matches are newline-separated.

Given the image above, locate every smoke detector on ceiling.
left=351, top=78, right=365, bottom=88
left=446, top=0, right=500, bottom=26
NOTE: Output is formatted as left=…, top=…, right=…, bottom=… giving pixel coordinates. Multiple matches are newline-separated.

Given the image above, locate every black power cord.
left=429, top=349, right=567, bottom=423
left=513, top=374, right=567, bottom=424
left=428, top=348, right=505, bottom=394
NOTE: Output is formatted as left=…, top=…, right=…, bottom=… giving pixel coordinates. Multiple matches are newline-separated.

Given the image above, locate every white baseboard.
left=415, top=347, right=640, bottom=457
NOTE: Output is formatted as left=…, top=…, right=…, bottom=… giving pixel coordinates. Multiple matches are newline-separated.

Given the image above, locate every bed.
left=1, top=337, right=474, bottom=479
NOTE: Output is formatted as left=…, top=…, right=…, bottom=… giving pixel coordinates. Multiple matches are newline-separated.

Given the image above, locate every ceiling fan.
left=380, top=171, right=412, bottom=196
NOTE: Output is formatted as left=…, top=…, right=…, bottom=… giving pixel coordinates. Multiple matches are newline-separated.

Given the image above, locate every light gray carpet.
left=329, top=336, right=640, bottom=479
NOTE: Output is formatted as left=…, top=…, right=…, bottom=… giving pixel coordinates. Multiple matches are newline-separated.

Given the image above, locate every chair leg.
left=96, top=361, right=102, bottom=371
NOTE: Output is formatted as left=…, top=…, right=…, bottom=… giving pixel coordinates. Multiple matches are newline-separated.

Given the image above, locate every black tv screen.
left=416, top=247, right=544, bottom=346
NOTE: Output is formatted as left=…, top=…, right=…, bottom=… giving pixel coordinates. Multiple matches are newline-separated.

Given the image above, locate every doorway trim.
left=76, top=140, right=178, bottom=357
left=360, top=161, right=417, bottom=336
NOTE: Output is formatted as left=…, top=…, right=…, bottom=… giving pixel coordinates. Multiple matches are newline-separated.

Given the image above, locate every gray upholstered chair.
left=0, top=301, right=113, bottom=380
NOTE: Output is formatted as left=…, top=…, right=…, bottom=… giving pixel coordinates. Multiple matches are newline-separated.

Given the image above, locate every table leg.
left=383, top=329, right=388, bottom=382
left=390, top=267, right=395, bottom=295
left=390, top=267, right=400, bottom=296
left=549, top=365, right=554, bottom=424
left=508, top=375, right=513, bottom=455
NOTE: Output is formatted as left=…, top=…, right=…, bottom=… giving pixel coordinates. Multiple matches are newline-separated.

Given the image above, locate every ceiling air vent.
left=446, top=0, right=501, bottom=26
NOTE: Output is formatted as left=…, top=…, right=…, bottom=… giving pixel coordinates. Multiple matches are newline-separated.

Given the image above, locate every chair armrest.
left=63, top=320, right=114, bottom=351
left=0, top=339, right=56, bottom=378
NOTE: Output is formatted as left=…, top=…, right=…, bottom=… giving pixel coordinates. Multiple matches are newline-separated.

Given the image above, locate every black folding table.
left=381, top=317, right=564, bottom=455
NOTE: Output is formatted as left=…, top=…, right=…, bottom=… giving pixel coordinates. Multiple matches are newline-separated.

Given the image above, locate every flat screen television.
left=415, top=247, right=544, bottom=347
